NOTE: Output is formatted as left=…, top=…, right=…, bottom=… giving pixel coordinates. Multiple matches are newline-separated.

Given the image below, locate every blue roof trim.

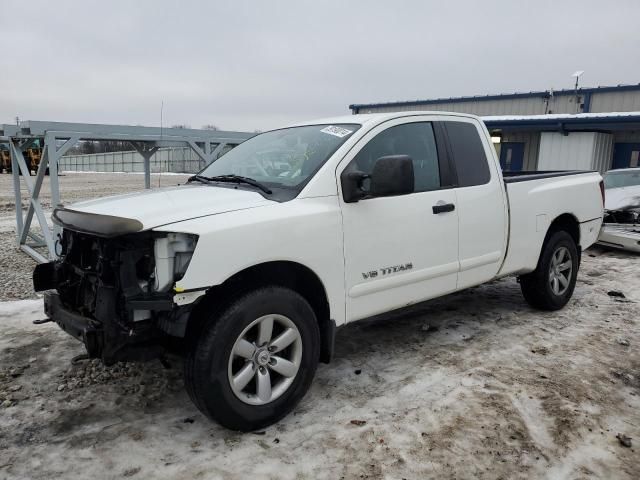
left=349, top=83, right=640, bottom=112
left=483, top=114, right=640, bottom=132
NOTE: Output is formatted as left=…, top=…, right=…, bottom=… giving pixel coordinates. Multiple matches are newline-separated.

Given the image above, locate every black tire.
left=520, top=230, right=579, bottom=311
left=184, top=286, right=320, bottom=431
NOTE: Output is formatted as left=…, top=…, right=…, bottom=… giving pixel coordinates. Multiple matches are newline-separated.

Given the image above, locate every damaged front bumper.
left=597, top=223, right=640, bottom=253
left=40, top=290, right=194, bottom=364
left=43, top=291, right=103, bottom=357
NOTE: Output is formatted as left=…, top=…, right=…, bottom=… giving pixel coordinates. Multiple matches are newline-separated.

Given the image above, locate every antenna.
left=544, top=88, right=554, bottom=114
left=571, top=71, right=584, bottom=113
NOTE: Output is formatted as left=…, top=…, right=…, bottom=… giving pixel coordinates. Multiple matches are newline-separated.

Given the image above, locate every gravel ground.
left=0, top=172, right=639, bottom=479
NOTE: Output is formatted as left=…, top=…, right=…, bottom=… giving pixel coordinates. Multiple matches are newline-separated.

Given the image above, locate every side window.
left=349, top=122, right=441, bottom=192
left=444, top=122, right=491, bottom=186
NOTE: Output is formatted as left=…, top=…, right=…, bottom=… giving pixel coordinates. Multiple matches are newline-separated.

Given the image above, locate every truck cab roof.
left=286, top=111, right=482, bottom=130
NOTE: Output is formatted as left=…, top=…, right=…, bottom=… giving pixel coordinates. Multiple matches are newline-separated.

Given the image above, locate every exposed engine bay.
left=604, top=211, right=639, bottom=227
left=34, top=209, right=199, bottom=364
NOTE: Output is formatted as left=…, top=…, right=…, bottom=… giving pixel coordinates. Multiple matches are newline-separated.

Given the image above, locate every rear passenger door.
left=338, top=118, right=460, bottom=322
left=443, top=119, right=508, bottom=289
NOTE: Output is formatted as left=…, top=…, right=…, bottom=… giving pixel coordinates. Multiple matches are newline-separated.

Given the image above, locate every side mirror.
left=341, top=170, right=370, bottom=203
left=369, top=155, right=414, bottom=197
left=341, top=155, right=414, bottom=203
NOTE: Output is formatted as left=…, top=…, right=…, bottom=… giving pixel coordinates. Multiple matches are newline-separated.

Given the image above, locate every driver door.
left=338, top=118, right=460, bottom=322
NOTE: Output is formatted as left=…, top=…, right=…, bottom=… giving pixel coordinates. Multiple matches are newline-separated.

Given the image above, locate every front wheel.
left=519, top=230, right=579, bottom=311
left=184, top=286, right=320, bottom=431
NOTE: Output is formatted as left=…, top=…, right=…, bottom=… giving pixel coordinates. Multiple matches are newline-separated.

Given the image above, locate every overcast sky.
left=1, top=0, right=639, bottom=132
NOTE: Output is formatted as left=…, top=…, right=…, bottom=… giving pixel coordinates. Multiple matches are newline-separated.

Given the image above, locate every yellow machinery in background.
left=0, top=139, right=44, bottom=174
left=0, top=145, right=10, bottom=173
left=24, top=141, right=44, bottom=174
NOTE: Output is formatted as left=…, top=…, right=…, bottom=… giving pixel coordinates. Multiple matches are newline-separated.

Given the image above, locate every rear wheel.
left=184, top=286, right=320, bottom=431
left=519, top=230, right=579, bottom=311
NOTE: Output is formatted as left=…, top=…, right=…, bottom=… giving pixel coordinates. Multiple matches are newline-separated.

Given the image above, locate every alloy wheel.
left=227, top=314, right=303, bottom=405
left=548, top=246, right=573, bottom=296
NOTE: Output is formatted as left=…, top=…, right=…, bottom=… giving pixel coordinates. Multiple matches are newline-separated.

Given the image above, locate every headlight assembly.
left=153, top=233, right=198, bottom=292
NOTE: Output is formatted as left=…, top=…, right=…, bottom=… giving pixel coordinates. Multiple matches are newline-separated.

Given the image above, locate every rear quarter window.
left=444, top=121, right=491, bottom=187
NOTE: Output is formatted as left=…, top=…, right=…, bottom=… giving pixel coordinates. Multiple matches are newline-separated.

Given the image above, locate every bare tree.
left=66, top=140, right=133, bottom=155
left=202, top=124, right=219, bottom=131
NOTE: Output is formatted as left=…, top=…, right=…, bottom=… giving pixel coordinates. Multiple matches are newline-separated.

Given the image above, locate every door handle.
left=432, top=203, right=455, bottom=214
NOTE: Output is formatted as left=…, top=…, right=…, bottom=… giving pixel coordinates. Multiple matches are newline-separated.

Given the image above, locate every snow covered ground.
left=1, top=249, right=639, bottom=480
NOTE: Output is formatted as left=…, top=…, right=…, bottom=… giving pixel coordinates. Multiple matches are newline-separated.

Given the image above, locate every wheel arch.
left=547, top=213, right=580, bottom=246
left=189, top=260, right=335, bottom=364
left=532, top=213, right=581, bottom=269
left=519, top=213, right=581, bottom=311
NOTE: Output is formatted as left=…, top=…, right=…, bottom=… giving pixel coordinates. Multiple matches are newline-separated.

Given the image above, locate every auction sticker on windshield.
left=320, top=125, right=353, bottom=138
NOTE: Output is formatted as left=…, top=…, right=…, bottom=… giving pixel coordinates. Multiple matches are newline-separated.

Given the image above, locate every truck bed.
left=499, top=170, right=603, bottom=277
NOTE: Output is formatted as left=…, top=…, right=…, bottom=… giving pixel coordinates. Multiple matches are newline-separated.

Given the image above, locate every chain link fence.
left=59, top=145, right=236, bottom=174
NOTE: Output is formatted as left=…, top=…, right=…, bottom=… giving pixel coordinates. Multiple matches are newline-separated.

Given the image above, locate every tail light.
left=599, top=180, right=605, bottom=208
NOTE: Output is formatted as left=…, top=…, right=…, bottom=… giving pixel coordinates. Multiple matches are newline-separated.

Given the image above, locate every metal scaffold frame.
left=0, top=121, right=252, bottom=263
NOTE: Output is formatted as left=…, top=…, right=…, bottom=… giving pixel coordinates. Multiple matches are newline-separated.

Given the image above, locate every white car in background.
left=598, top=167, right=640, bottom=253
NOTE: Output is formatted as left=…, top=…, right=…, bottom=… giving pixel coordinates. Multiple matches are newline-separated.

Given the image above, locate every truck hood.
left=54, top=184, right=272, bottom=236
left=605, top=185, right=640, bottom=211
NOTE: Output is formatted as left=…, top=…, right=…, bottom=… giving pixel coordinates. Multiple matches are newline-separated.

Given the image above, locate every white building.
left=350, top=84, right=640, bottom=173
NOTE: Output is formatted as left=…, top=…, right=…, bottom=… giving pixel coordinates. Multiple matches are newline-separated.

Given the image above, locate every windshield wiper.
left=187, top=174, right=272, bottom=194
left=187, top=175, right=211, bottom=185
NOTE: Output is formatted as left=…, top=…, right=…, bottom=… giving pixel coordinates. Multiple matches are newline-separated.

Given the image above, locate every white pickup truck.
left=34, top=112, right=604, bottom=430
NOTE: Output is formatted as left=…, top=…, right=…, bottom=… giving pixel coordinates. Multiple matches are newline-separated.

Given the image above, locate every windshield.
left=604, top=169, right=640, bottom=189
left=198, top=124, right=360, bottom=190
